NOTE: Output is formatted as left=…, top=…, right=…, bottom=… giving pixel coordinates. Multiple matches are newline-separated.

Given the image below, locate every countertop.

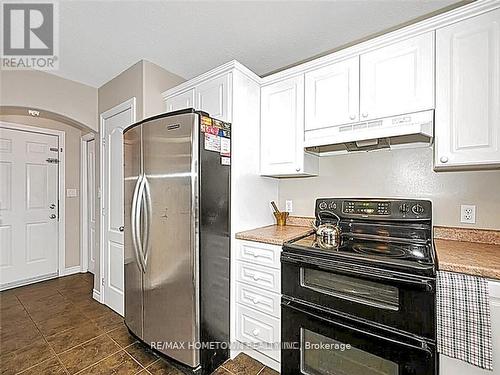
left=235, top=220, right=500, bottom=280
left=235, top=224, right=313, bottom=246
left=435, top=239, right=500, bottom=280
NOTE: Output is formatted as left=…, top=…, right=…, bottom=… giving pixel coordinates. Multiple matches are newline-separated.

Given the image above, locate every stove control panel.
left=315, top=198, right=432, bottom=221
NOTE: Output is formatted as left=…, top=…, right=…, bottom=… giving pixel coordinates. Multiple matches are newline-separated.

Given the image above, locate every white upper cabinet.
left=165, top=89, right=194, bottom=112
left=195, top=74, right=231, bottom=122
left=260, top=75, right=318, bottom=177
left=360, top=32, right=435, bottom=121
left=305, top=56, right=360, bottom=130
left=435, top=9, right=500, bottom=169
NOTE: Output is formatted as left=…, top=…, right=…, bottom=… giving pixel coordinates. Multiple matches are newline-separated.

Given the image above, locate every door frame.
left=98, top=97, right=136, bottom=305
left=0, top=121, right=66, bottom=284
left=80, top=132, right=95, bottom=273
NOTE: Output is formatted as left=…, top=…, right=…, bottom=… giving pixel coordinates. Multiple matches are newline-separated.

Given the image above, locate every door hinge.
left=101, top=138, right=106, bottom=146
left=101, top=277, right=105, bottom=286
left=102, top=207, right=105, bottom=216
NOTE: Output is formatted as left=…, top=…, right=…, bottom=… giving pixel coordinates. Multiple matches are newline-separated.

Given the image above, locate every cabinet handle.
left=440, top=156, right=449, bottom=164
left=362, top=112, right=368, bottom=118
left=251, top=297, right=261, bottom=304
left=252, top=329, right=260, bottom=336
left=349, top=114, right=356, bottom=120
left=295, top=168, right=301, bottom=172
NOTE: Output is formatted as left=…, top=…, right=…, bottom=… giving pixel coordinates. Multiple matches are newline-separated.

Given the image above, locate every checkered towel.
left=437, top=271, right=493, bottom=370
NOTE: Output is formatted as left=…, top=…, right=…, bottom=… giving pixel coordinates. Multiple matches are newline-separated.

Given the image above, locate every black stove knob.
left=412, top=204, right=425, bottom=215
left=319, top=202, right=327, bottom=210
left=399, top=203, right=410, bottom=214
left=328, top=202, right=337, bottom=210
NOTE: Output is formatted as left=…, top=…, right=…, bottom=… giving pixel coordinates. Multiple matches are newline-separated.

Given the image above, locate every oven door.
left=282, top=299, right=436, bottom=375
left=281, top=252, right=435, bottom=339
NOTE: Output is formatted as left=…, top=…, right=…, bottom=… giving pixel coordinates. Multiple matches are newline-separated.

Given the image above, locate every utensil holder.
left=274, top=212, right=289, bottom=226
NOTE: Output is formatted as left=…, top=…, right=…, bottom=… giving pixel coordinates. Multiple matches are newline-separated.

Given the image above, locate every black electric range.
left=281, top=198, right=438, bottom=375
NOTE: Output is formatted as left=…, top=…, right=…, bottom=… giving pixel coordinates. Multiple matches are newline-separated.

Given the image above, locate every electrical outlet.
left=460, top=205, right=476, bottom=224
left=285, top=200, right=293, bottom=213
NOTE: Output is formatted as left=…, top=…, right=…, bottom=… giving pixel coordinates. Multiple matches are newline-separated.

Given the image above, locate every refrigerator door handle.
left=135, top=175, right=147, bottom=273
left=142, top=176, right=152, bottom=269
left=131, top=174, right=143, bottom=272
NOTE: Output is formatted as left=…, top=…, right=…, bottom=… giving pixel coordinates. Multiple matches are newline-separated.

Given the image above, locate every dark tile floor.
left=0, top=273, right=278, bottom=375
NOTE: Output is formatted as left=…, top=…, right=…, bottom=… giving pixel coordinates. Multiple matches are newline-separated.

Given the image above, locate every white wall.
left=278, top=147, right=500, bottom=230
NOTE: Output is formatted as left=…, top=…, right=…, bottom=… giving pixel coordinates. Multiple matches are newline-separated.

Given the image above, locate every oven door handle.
left=283, top=299, right=434, bottom=356
left=281, top=253, right=434, bottom=292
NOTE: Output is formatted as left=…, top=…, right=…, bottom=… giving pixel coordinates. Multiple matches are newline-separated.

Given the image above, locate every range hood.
left=304, top=110, right=434, bottom=154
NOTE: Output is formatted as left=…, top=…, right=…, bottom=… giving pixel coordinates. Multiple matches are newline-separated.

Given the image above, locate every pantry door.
left=0, top=126, right=60, bottom=289
left=100, top=98, right=136, bottom=315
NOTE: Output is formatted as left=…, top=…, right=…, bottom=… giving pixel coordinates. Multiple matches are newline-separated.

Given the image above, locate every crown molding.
left=162, top=60, right=261, bottom=99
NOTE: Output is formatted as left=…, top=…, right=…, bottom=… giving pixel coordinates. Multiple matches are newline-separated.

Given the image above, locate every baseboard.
left=230, top=345, right=280, bottom=372
left=0, top=272, right=58, bottom=291
left=59, top=265, right=82, bottom=276
left=92, top=289, right=101, bottom=302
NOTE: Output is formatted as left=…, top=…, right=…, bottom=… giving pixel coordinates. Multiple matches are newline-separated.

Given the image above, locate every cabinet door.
left=435, top=9, right=500, bottom=169
left=360, top=32, right=434, bottom=121
left=260, top=75, right=305, bottom=176
left=165, top=89, right=195, bottom=112
left=195, top=74, right=231, bottom=122
left=305, top=56, right=360, bottom=130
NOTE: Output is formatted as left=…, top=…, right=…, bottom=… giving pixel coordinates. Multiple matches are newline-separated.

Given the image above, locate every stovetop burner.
left=351, top=242, right=407, bottom=258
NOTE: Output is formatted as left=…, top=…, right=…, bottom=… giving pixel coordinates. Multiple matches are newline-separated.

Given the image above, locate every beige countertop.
left=235, top=224, right=313, bottom=246
left=435, top=239, right=500, bottom=280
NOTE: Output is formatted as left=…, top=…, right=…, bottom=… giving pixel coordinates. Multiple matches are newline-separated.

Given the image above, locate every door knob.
left=49, top=214, right=57, bottom=219
left=119, top=226, right=124, bottom=232
left=49, top=204, right=56, bottom=209
left=440, top=156, right=449, bottom=163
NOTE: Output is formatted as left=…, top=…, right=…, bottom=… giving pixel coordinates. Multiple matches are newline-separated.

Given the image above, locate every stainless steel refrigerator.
left=123, top=109, right=230, bottom=374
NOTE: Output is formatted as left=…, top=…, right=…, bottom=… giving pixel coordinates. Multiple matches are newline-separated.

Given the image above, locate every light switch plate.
left=460, top=205, right=476, bottom=224
left=66, top=188, right=78, bottom=198
left=285, top=200, right=293, bottom=213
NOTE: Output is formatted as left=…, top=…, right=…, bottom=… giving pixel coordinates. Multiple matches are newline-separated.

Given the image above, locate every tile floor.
left=0, top=273, right=278, bottom=375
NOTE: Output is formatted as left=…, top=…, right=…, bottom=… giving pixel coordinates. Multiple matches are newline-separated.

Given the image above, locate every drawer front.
left=236, top=282, right=281, bottom=318
left=235, top=304, right=281, bottom=361
left=236, top=261, right=280, bottom=293
left=237, top=241, right=281, bottom=269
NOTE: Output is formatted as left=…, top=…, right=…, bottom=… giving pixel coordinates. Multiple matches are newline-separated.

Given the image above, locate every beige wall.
left=98, top=61, right=144, bottom=118
left=0, top=70, right=98, bottom=131
left=278, top=147, right=500, bottom=230
left=0, top=115, right=83, bottom=268
left=143, top=60, right=184, bottom=118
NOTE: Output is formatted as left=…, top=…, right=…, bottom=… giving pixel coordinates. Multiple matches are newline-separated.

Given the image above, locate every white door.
left=87, top=139, right=96, bottom=274
left=360, top=32, right=434, bottom=121
left=260, top=75, right=305, bottom=176
left=305, top=56, right=360, bottom=130
left=195, top=74, right=231, bottom=121
left=101, top=100, right=135, bottom=315
left=165, top=89, right=195, bottom=112
left=435, top=9, right=500, bottom=169
left=0, top=127, right=59, bottom=288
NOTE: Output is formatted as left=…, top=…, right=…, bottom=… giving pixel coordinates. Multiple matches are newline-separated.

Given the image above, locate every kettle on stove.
left=312, top=210, right=341, bottom=250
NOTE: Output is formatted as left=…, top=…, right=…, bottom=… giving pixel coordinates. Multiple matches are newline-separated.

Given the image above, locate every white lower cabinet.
left=440, top=279, right=500, bottom=375
left=234, top=240, right=281, bottom=365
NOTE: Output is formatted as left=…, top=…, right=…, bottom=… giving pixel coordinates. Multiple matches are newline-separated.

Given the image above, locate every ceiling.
left=56, top=0, right=465, bottom=88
